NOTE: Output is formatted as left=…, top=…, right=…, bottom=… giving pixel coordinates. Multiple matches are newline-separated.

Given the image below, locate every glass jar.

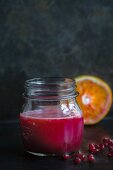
left=19, top=77, right=84, bottom=156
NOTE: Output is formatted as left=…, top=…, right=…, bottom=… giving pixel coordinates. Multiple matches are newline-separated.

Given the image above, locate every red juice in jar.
left=20, top=108, right=84, bottom=155
left=20, top=77, right=84, bottom=156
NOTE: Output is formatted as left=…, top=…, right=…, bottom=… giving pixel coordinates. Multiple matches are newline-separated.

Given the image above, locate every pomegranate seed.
left=104, top=138, right=113, bottom=147
left=103, top=137, right=110, bottom=142
left=98, top=144, right=105, bottom=150
left=89, top=143, right=95, bottom=150
left=89, top=143, right=96, bottom=153
left=87, top=154, right=95, bottom=162
left=94, top=144, right=101, bottom=152
left=74, top=152, right=86, bottom=161
left=81, top=154, right=87, bottom=161
left=94, top=144, right=100, bottom=149
left=62, top=154, right=70, bottom=160
left=108, top=145, right=113, bottom=150
left=74, top=157, right=82, bottom=164
left=89, top=143, right=100, bottom=153
left=109, top=140, right=113, bottom=147
left=103, top=137, right=111, bottom=146
left=88, top=143, right=100, bottom=154
left=82, top=155, right=87, bottom=162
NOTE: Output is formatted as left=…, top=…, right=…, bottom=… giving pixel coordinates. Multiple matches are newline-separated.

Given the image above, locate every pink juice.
left=20, top=108, right=84, bottom=155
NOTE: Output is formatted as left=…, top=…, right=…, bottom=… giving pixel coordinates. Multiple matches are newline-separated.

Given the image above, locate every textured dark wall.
left=0, top=0, right=113, bottom=119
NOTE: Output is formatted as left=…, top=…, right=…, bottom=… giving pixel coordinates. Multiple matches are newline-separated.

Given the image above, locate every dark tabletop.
left=1, top=117, right=113, bottom=170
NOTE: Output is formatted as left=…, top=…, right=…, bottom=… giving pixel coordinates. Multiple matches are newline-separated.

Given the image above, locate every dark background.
left=0, top=0, right=113, bottom=120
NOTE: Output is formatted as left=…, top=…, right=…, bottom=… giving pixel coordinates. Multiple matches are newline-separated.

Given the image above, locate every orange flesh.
left=76, top=78, right=112, bottom=125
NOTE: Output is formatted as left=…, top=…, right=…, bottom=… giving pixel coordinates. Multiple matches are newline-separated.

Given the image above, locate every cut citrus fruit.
left=75, top=75, right=112, bottom=125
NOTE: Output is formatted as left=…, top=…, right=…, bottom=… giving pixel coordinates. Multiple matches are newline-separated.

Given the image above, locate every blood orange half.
left=75, top=75, right=112, bottom=125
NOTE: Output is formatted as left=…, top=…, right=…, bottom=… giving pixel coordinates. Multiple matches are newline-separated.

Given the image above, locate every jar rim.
left=25, top=77, right=75, bottom=87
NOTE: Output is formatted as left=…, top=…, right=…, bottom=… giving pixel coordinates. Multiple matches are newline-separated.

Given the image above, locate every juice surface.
left=20, top=108, right=84, bottom=155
